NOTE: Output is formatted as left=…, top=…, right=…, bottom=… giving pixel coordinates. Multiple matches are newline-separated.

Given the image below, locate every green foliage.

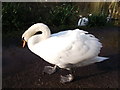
left=3, top=3, right=28, bottom=31
left=2, top=2, right=49, bottom=33
left=2, top=2, right=115, bottom=33
left=49, top=3, right=79, bottom=27
left=2, top=2, right=117, bottom=47
left=88, top=13, right=108, bottom=27
left=2, top=3, right=79, bottom=33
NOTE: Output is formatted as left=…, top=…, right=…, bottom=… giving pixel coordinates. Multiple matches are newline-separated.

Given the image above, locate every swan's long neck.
left=40, top=28, right=51, bottom=40
left=23, top=23, right=51, bottom=49
left=28, top=31, right=50, bottom=52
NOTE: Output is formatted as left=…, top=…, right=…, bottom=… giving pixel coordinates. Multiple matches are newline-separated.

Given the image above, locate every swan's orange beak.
left=22, top=40, right=26, bottom=48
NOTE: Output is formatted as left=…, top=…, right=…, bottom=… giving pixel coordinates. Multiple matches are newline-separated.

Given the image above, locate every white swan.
left=22, top=23, right=108, bottom=83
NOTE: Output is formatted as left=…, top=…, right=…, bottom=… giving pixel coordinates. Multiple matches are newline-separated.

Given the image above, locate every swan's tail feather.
left=96, top=56, right=109, bottom=62
left=76, top=56, right=109, bottom=67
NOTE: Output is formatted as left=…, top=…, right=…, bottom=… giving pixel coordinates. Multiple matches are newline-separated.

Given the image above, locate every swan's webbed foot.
left=60, top=74, right=74, bottom=83
left=43, top=65, right=57, bottom=75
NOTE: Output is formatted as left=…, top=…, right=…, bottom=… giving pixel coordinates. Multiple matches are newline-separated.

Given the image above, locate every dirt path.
left=2, top=26, right=119, bottom=88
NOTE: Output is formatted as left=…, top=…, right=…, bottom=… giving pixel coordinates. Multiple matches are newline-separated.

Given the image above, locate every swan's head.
left=22, top=23, right=51, bottom=47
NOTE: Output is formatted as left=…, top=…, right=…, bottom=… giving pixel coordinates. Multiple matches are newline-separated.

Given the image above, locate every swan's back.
left=29, top=29, right=102, bottom=68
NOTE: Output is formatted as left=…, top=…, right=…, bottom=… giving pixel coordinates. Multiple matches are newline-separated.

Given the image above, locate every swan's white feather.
left=22, top=23, right=108, bottom=69
left=25, top=25, right=108, bottom=69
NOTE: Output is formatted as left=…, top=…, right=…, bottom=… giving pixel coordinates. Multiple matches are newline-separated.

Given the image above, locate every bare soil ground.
left=2, top=26, right=119, bottom=88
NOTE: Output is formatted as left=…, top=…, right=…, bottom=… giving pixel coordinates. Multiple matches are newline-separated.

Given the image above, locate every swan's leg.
left=43, top=65, right=57, bottom=75
left=60, top=69, right=74, bottom=83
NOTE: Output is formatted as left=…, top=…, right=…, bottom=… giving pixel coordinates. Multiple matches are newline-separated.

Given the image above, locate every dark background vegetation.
left=2, top=2, right=119, bottom=47
left=2, top=2, right=80, bottom=47
left=2, top=2, right=79, bottom=33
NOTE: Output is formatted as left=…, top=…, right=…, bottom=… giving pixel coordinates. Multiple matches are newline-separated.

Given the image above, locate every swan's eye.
left=34, top=31, right=42, bottom=35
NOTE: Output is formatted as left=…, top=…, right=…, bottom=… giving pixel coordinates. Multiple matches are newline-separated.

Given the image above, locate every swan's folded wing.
left=34, top=30, right=102, bottom=66
left=55, top=33, right=102, bottom=65
left=57, top=39, right=89, bottom=64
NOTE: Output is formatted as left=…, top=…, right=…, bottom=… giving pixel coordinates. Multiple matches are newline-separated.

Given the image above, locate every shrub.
left=49, top=3, right=79, bottom=27
left=2, top=2, right=50, bottom=33
left=88, top=13, right=107, bottom=27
